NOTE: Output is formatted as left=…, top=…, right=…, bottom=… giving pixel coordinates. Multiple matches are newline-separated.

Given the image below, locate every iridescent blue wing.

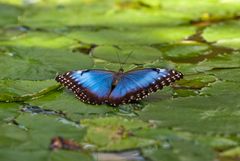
left=108, top=68, right=183, bottom=106
left=56, top=69, right=115, bottom=105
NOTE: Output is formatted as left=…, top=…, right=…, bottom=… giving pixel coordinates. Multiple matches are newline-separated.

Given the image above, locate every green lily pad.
left=220, top=147, right=240, bottom=159
left=27, top=91, right=113, bottom=121
left=203, top=20, right=240, bottom=41
left=0, top=47, right=93, bottom=80
left=177, top=73, right=217, bottom=89
left=0, top=26, right=28, bottom=41
left=0, top=123, right=28, bottom=148
left=0, top=79, right=59, bottom=102
left=137, top=128, right=215, bottom=161
left=177, top=52, right=240, bottom=74
left=20, top=0, right=240, bottom=29
left=196, top=52, right=240, bottom=71
left=0, top=3, right=22, bottom=27
left=0, top=103, right=20, bottom=121
left=0, top=31, right=77, bottom=49
left=143, top=139, right=215, bottom=161
left=158, top=42, right=209, bottom=60
left=215, top=38, right=240, bottom=50
left=198, top=136, right=238, bottom=151
left=206, top=68, right=240, bottom=82
left=66, top=26, right=195, bottom=45
left=0, top=150, right=94, bottom=161
left=201, top=81, right=240, bottom=96
left=173, top=89, right=199, bottom=97
left=0, top=116, right=93, bottom=161
left=92, top=45, right=163, bottom=64
left=81, top=116, right=156, bottom=151
left=161, top=1, right=240, bottom=22
left=16, top=113, right=86, bottom=149
left=19, top=0, right=193, bottom=29
left=138, top=92, right=240, bottom=133
left=93, top=61, right=137, bottom=72
left=203, top=20, right=240, bottom=49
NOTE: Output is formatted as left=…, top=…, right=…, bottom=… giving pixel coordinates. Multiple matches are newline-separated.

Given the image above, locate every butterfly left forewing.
left=108, top=68, right=183, bottom=106
left=56, top=70, right=114, bottom=105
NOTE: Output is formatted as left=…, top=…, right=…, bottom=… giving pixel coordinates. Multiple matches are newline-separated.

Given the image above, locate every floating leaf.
left=0, top=3, right=22, bottom=27
left=139, top=93, right=240, bottom=133
left=92, top=45, right=163, bottom=64
left=0, top=148, right=93, bottom=161
left=0, top=103, right=20, bottom=121
left=81, top=116, right=156, bottom=151
left=206, top=68, right=240, bottom=82
left=157, top=42, right=209, bottom=60
left=0, top=47, right=93, bottom=80
left=220, top=147, right=240, bottom=159
left=0, top=31, right=77, bottom=49
left=177, top=52, right=240, bottom=74
left=203, top=20, right=240, bottom=49
left=0, top=123, right=28, bottom=148
left=66, top=26, right=195, bottom=45
left=19, top=0, right=192, bottom=29
left=16, top=113, right=86, bottom=149
left=0, top=79, right=59, bottom=102
left=198, top=136, right=238, bottom=151
left=201, top=81, right=240, bottom=96
left=27, top=91, right=113, bottom=121
left=143, top=139, right=215, bottom=161
left=177, top=73, right=217, bottom=89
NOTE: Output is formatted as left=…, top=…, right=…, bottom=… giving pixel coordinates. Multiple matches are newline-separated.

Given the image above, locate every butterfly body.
left=56, top=68, right=183, bottom=106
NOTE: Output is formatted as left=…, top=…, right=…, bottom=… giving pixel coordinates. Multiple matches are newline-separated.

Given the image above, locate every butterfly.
left=55, top=68, right=183, bottom=106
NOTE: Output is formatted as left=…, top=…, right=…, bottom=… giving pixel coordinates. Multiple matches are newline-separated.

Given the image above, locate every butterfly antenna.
left=116, top=50, right=123, bottom=70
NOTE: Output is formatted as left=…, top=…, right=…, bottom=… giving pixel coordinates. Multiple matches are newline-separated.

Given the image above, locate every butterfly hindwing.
left=108, top=68, right=183, bottom=105
left=56, top=69, right=114, bottom=104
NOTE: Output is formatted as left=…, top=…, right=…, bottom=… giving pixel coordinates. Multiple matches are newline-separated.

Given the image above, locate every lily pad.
left=0, top=123, right=28, bottom=148
left=138, top=93, right=240, bottom=133
left=0, top=79, right=59, bottom=102
left=137, top=128, right=215, bottom=161
left=0, top=47, right=93, bottom=80
left=198, top=136, right=238, bottom=151
left=177, top=52, right=240, bottom=74
left=206, top=68, right=240, bottom=82
left=19, top=0, right=240, bottom=29
left=0, top=3, right=22, bottom=27
left=143, top=139, right=215, bottom=161
left=158, top=42, right=209, bottom=60
left=177, top=73, right=217, bottom=89
left=81, top=116, right=156, bottom=151
left=220, top=147, right=240, bottom=159
left=66, top=26, right=195, bottom=45
left=27, top=91, right=113, bottom=121
left=161, top=1, right=240, bottom=22
left=0, top=26, right=29, bottom=41
left=203, top=20, right=240, bottom=49
left=19, top=0, right=193, bottom=29
left=0, top=103, right=20, bottom=121
left=0, top=150, right=94, bottom=161
left=201, top=81, right=240, bottom=96
left=0, top=31, right=77, bottom=49
left=92, top=45, right=163, bottom=64
left=196, top=52, right=240, bottom=71
left=16, top=113, right=86, bottom=149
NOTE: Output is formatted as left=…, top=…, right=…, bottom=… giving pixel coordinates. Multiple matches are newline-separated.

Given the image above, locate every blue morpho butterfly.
left=55, top=55, right=183, bottom=106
